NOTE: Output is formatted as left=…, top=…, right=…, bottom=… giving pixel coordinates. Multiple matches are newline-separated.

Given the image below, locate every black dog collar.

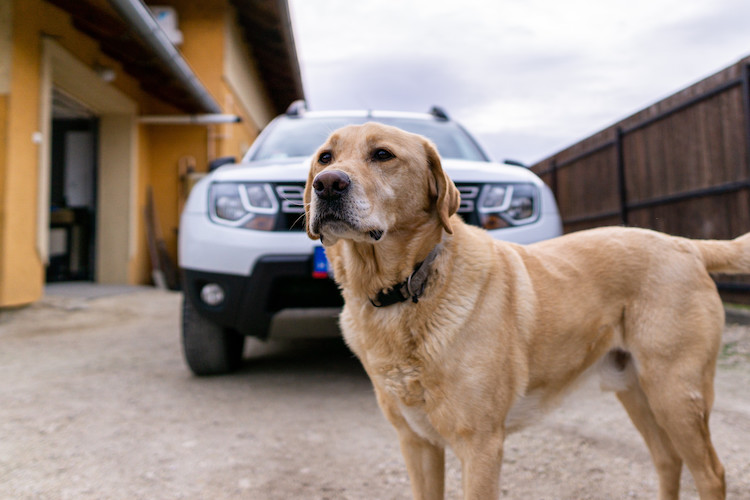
left=369, top=245, right=440, bottom=307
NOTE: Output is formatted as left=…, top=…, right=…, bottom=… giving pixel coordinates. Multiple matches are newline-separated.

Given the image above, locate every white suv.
left=178, top=104, right=562, bottom=375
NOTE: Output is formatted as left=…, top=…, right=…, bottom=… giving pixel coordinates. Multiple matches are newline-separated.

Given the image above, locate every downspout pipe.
left=107, top=0, right=222, bottom=114
left=139, top=114, right=242, bottom=125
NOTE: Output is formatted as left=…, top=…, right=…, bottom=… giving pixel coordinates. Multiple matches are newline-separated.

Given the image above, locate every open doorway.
left=46, top=89, right=98, bottom=282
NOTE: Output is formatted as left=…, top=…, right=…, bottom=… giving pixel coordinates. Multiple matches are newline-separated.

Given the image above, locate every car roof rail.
left=429, top=106, right=449, bottom=121
left=286, top=99, right=307, bottom=116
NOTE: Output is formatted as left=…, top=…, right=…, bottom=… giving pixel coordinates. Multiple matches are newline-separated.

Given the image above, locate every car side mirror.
left=503, top=159, right=529, bottom=169
left=208, top=156, right=236, bottom=172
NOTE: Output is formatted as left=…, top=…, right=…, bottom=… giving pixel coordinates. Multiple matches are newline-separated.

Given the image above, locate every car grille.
left=273, top=182, right=483, bottom=231
left=455, top=184, right=482, bottom=226
left=456, top=184, right=479, bottom=214
left=274, top=183, right=306, bottom=231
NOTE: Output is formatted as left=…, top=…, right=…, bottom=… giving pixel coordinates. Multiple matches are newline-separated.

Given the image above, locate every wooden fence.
left=531, top=56, right=750, bottom=302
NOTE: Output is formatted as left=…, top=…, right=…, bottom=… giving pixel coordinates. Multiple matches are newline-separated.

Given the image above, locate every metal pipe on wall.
left=138, top=114, right=242, bottom=125
left=106, top=0, right=221, bottom=114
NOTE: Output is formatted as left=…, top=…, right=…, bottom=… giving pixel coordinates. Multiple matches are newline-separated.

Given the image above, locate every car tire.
left=181, top=296, right=245, bottom=376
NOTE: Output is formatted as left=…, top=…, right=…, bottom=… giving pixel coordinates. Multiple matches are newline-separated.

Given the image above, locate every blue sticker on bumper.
left=312, top=246, right=330, bottom=278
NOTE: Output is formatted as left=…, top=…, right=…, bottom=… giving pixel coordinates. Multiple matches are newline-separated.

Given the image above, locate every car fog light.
left=200, top=283, right=225, bottom=306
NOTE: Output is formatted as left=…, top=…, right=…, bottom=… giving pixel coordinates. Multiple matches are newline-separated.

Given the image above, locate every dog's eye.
left=318, top=152, right=333, bottom=165
left=372, top=149, right=395, bottom=162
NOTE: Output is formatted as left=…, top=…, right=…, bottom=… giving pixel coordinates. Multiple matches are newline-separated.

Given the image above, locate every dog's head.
left=304, top=122, right=461, bottom=246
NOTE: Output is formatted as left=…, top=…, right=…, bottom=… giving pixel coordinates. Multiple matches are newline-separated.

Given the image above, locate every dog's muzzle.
left=311, top=170, right=383, bottom=244
left=310, top=170, right=352, bottom=238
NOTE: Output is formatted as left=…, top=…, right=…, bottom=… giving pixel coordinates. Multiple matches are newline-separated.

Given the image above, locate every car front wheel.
left=181, top=296, right=245, bottom=376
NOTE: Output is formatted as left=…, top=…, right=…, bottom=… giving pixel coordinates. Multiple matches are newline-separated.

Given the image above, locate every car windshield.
left=246, top=116, right=489, bottom=162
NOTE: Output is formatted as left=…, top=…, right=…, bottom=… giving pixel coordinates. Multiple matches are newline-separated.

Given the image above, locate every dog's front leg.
left=457, top=432, right=505, bottom=500
left=396, top=426, right=445, bottom=500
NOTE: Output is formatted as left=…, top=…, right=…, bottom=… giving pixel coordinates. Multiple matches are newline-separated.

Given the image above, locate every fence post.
left=550, top=158, right=558, bottom=201
left=743, top=63, right=750, bottom=178
left=615, top=127, right=628, bottom=226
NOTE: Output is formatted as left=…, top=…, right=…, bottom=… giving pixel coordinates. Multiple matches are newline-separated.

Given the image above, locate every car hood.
left=184, top=157, right=547, bottom=216
left=208, top=157, right=543, bottom=185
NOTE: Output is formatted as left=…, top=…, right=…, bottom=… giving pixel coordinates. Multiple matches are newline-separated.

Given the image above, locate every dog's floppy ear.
left=304, top=158, right=320, bottom=241
left=424, top=139, right=460, bottom=234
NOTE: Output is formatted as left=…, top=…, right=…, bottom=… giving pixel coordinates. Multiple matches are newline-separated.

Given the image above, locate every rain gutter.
left=107, top=0, right=222, bottom=113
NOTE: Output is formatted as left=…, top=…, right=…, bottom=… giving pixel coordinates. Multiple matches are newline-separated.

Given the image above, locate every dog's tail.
left=692, top=232, right=750, bottom=274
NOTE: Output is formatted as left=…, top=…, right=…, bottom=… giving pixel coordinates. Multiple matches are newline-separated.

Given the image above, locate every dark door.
left=47, top=118, right=98, bottom=282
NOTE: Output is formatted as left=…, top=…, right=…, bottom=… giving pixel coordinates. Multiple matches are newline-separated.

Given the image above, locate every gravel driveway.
left=1, top=286, right=749, bottom=499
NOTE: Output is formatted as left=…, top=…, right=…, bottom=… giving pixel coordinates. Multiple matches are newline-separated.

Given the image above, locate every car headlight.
left=477, top=183, right=539, bottom=230
left=208, top=182, right=279, bottom=230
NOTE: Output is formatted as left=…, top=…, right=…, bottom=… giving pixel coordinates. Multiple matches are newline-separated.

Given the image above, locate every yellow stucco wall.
left=148, top=125, right=208, bottom=262
left=156, top=0, right=226, bottom=101
left=1, top=0, right=145, bottom=305
left=140, top=0, right=275, bottom=276
left=40, top=3, right=145, bottom=109
left=133, top=126, right=152, bottom=285
left=0, top=0, right=279, bottom=306
left=0, top=95, right=7, bottom=295
left=223, top=6, right=275, bottom=132
left=0, top=0, right=8, bottom=298
left=1, top=0, right=44, bottom=306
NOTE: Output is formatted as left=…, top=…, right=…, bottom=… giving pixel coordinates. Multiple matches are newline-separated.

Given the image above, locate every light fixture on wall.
left=93, top=63, right=116, bottom=83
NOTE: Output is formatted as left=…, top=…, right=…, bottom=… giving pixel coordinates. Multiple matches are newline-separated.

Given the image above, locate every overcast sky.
left=288, top=0, right=750, bottom=165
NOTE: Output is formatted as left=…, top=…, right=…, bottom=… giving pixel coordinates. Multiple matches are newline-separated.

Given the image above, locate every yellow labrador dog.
left=304, top=122, right=749, bottom=500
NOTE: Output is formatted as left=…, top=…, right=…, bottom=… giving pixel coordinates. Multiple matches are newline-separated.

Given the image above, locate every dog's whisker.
left=292, top=212, right=307, bottom=228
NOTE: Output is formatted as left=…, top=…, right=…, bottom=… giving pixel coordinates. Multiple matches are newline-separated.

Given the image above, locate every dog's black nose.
left=313, top=170, right=351, bottom=200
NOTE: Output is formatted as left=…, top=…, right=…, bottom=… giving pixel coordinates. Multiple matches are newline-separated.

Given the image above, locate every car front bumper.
left=182, top=255, right=343, bottom=339
left=179, top=204, right=561, bottom=339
